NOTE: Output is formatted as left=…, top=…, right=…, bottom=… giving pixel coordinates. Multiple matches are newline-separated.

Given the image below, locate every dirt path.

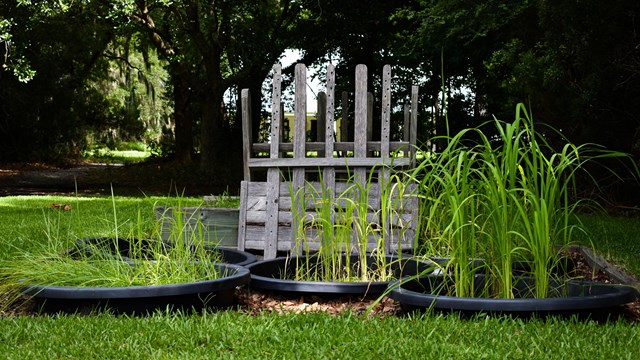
left=0, top=162, right=122, bottom=196
left=0, top=161, right=234, bottom=196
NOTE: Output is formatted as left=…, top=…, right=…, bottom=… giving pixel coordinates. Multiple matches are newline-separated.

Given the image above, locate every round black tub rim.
left=387, top=278, right=637, bottom=312
left=76, top=237, right=257, bottom=267
left=22, top=263, right=250, bottom=300
left=247, top=254, right=435, bottom=295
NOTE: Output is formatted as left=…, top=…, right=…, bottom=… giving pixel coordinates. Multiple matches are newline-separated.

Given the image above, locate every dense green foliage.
left=0, top=195, right=202, bottom=259
left=1, top=1, right=638, bottom=199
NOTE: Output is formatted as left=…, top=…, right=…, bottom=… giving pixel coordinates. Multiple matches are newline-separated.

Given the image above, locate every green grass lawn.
left=0, top=195, right=638, bottom=359
left=576, top=215, right=640, bottom=277
left=84, top=145, right=151, bottom=164
left=0, top=311, right=638, bottom=359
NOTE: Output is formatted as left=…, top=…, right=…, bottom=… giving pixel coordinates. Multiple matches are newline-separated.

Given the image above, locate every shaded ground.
left=0, top=161, right=240, bottom=196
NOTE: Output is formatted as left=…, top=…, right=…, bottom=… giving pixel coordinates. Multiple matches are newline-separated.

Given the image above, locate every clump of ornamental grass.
left=288, top=166, right=415, bottom=283
left=410, top=103, right=631, bottom=298
left=0, top=197, right=224, bottom=310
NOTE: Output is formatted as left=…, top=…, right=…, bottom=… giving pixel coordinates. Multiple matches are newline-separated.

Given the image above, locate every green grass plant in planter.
left=0, top=199, right=250, bottom=314
left=248, top=168, right=434, bottom=296
left=155, top=191, right=241, bottom=249
left=406, top=103, right=635, bottom=302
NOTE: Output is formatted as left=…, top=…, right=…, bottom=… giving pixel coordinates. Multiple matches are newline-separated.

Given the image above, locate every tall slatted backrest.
left=239, top=63, right=419, bottom=259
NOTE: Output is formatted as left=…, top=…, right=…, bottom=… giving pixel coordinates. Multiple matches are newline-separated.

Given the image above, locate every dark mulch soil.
left=235, top=289, right=401, bottom=317
left=232, top=250, right=640, bottom=321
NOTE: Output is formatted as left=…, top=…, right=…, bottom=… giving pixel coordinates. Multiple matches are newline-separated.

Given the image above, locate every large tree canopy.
left=396, top=0, right=640, bottom=154
left=0, top=0, right=116, bottom=160
left=1, top=0, right=638, bottom=193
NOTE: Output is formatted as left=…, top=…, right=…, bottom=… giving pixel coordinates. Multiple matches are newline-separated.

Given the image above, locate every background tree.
left=117, top=0, right=320, bottom=181
left=0, top=1, right=116, bottom=161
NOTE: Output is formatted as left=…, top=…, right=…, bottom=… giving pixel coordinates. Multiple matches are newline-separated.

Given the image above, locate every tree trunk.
left=170, top=63, right=193, bottom=163
left=199, top=85, right=226, bottom=173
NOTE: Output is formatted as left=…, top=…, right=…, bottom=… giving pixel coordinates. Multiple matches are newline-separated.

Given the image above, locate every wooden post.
left=403, top=102, right=410, bottom=145
left=323, top=64, right=336, bottom=248
left=354, top=65, right=368, bottom=162
left=317, top=91, right=327, bottom=158
left=279, top=103, right=286, bottom=148
left=241, top=89, right=252, bottom=181
left=341, top=91, right=349, bottom=143
left=353, top=64, right=368, bottom=253
left=291, top=63, right=307, bottom=255
left=367, top=92, right=374, bottom=156
left=410, top=85, right=419, bottom=167
left=237, top=180, right=248, bottom=251
left=265, top=64, right=283, bottom=259
left=380, top=65, right=391, bottom=253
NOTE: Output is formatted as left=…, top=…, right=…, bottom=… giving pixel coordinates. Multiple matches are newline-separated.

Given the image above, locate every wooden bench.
left=238, top=63, right=419, bottom=259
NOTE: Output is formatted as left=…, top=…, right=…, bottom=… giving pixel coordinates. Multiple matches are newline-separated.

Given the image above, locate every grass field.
left=0, top=195, right=638, bottom=359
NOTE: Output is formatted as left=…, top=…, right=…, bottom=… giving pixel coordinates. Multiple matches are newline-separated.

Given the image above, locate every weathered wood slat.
left=380, top=65, right=392, bottom=253
left=263, top=64, right=283, bottom=259
left=341, top=91, right=349, bottom=143
left=367, top=92, right=374, bottom=156
left=248, top=157, right=410, bottom=168
left=410, top=85, right=419, bottom=167
left=323, top=65, right=337, bottom=248
left=245, top=208, right=416, bottom=229
left=241, top=89, right=252, bottom=181
left=291, top=63, right=307, bottom=254
left=271, top=64, right=282, bottom=158
left=251, top=141, right=411, bottom=153
left=244, top=227, right=414, bottom=252
left=317, top=92, right=326, bottom=158
left=246, top=180, right=384, bottom=198
left=352, top=65, right=368, bottom=253
left=403, top=102, right=410, bottom=143
left=354, top=64, right=368, bottom=162
left=238, top=180, right=249, bottom=251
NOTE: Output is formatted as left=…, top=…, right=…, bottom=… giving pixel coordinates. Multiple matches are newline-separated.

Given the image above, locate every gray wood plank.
left=403, top=102, right=410, bottom=144
left=264, top=169, right=280, bottom=259
left=341, top=91, right=349, bottom=143
left=238, top=180, right=249, bottom=251
left=367, top=92, right=373, bottom=156
left=323, top=65, right=337, bottom=246
left=248, top=157, right=411, bottom=168
left=291, top=63, right=307, bottom=255
left=251, top=141, right=411, bottom=153
left=271, top=64, right=282, bottom=159
left=410, top=85, right=419, bottom=167
left=264, top=64, right=284, bottom=259
left=381, top=65, right=391, bottom=159
left=353, top=65, right=369, bottom=250
left=317, top=92, right=326, bottom=157
left=241, top=89, right=252, bottom=181
left=354, top=64, right=368, bottom=160
left=380, top=65, right=392, bottom=253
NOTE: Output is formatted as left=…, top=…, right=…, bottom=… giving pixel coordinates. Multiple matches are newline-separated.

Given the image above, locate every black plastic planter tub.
left=387, top=275, right=637, bottom=314
left=247, top=255, right=435, bottom=296
left=22, top=263, right=250, bottom=314
left=212, top=247, right=257, bottom=267
left=76, top=237, right=257, bottom=266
